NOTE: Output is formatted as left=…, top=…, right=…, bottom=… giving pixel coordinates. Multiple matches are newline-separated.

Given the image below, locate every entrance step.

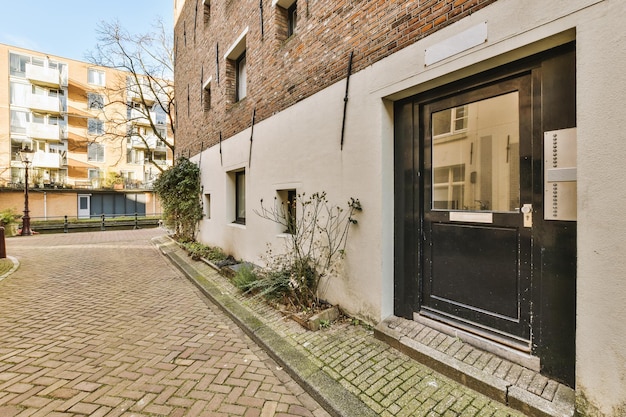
left=374, top=316, right=575, bottom=417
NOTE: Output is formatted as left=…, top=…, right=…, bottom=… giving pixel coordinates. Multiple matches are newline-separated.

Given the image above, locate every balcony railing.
left=130, top=134, right=165, bottom=149
left=129, top=109, right=157, bottom=126
left=32, top=151, right=63, bottom=169
left=25, top=63, right=61, bottom=88
left=127, top=85, right=157, bottom=104
left=28, top=94, right=61, bottom=114
left=26, top=123, right=61, bottom=141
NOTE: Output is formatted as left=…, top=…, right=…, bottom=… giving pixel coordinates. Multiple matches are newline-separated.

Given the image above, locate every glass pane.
left=431, top=92, right=520, bottom=212
left=432, top=109, right=451, bottom=136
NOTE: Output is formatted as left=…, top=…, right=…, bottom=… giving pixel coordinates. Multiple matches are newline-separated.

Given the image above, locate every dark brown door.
left=420, top=75, right=533, bottom=346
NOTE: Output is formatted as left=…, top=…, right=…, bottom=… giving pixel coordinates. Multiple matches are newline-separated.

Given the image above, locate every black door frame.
left=393, top=43, right=576, bottom=386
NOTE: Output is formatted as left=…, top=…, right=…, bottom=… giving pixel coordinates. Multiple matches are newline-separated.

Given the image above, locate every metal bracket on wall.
left=259, top=0, right=264, bottom=40
left=340, top=51, right=354, bottom=150
left=248, top=108, right=256, bottom=168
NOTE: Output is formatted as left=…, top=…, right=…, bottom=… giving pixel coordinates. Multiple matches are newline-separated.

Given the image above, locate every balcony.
left=27, top=123, right=63, bottom=141
left=127, top=84, right=156, bottom=105
left=129, top=109, right=156, bottom=126
left=28, top=94, right=61, bottom=114
left=32, top=151, right=62, bottom=169
left=130, top=134, right=164, bottom=149
left=25, top=63, right=61, bottom=88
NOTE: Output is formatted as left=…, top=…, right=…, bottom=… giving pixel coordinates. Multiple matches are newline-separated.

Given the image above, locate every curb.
left=154, top=236, right=378, bottom=417
left=0, top=256, right=19, bottom=282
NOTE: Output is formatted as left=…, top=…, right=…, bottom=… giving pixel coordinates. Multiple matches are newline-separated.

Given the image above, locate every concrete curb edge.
left=154, top=236, right=378, bottom=417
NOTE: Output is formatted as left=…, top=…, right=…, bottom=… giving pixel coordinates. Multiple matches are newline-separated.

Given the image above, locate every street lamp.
left=19, top=147, right=34, bottom=236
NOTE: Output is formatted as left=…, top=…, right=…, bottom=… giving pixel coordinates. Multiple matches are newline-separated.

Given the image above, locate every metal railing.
left=28, top=213, right=162, bottom=234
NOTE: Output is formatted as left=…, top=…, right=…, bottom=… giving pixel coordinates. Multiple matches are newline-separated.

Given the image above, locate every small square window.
left=87, top=118, right=104, bottom=135
left=88, top=92, right=104, bottom=110
left=87, top=143, right=105, bottom=162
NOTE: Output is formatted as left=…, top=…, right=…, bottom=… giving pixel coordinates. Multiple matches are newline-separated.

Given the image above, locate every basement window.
left=235, top=170, right=246, bottom=224
left=204, top=193, right=211, bottom=219
left=277, top=189, right=297, bottom=234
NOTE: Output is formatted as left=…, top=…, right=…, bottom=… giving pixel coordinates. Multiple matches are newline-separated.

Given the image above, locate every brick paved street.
left=0, top=229, right=330, bottom=417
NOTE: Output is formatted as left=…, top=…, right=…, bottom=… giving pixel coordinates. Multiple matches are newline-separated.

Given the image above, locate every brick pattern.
left=381, top=316, right=564, bottom=403
left=174, top=0, right=499, bottom=156
left=163, top=236, right=527, bottom=417
left=0, top=230, right=329, bottom=417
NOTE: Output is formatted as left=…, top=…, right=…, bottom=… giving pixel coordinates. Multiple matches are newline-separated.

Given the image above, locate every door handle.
left=521, top=204, right=532, bottom=227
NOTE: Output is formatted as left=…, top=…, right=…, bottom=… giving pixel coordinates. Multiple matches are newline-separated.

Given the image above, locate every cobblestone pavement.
left=157, top=236, right=529, bottom=417
left=0, top=229, right=330, bottom=417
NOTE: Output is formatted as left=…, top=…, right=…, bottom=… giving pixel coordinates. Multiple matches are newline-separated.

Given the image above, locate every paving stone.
left=0, top=230, right=329, bottom=417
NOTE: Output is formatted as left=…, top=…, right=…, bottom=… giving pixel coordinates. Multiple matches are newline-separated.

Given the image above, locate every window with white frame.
left=9, top=53, right=29, bottom=77
left=433, top=164, right=465, bottom=210
left=88, top=169, right=101, bottom=180
left=88, top=68, right=106, bottom=86
left=10, top=110, right=29, bottom=134
left=9, top=82, right=29, bottom=106
left=88, top=92, right=104, bottom=110
left=87, top=143, right=105, bottom=162
left=87, top=118, right=104, bottom=135
left=432, top=105, right=468, bottom=138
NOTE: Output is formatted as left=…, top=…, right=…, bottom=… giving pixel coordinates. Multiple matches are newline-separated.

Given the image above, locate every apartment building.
left=0, top=44, right=173, bottom=191
left=173, top=1, right=626, bottom=415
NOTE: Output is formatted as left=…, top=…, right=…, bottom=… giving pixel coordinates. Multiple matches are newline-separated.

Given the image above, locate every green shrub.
left=254, top=191, right=362, bottom=310
left=153, top=157, right=203, bottom=241
left=232, top=264, right=259, bottom=293
left=0, top=208, right=22, bottom=236
left=182, top=241, right=227, bottom=263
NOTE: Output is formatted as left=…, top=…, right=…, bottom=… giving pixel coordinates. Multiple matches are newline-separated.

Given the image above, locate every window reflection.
left=431, top=92, right=520, bottom=212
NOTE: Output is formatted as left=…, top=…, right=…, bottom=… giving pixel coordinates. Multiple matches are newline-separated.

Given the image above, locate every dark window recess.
left=285, top=189, right=297, bottom=234
left=203, top=86, right=211, bottom=111
left=235, top=170, right=246, bottom=224
left=287, top=2, right=297, bottom=37
left=236, top=52, right=247, bottom=102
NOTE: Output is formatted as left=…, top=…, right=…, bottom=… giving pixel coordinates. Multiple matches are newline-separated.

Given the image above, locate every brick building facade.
left=175, top=1, right=626, bottom=415
left=174, top=0, right=496, bottom=155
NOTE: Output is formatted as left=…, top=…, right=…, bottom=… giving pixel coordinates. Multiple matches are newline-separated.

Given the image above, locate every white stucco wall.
left=193, top=0, right=626, bottom=413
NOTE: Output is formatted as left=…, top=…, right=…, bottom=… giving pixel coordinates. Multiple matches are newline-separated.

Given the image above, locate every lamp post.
left=19, top=147, right=34, bottom=236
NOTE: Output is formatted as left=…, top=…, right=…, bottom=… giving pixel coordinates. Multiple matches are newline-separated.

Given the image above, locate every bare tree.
left=86, top=18, right=175, bottom=173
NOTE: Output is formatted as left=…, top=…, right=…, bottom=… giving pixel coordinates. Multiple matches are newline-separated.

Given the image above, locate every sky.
left=0, top=0, right=173, bottom=62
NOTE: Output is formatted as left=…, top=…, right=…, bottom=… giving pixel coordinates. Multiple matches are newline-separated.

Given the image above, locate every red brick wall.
left=174, top=0, right=498, bottom=155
